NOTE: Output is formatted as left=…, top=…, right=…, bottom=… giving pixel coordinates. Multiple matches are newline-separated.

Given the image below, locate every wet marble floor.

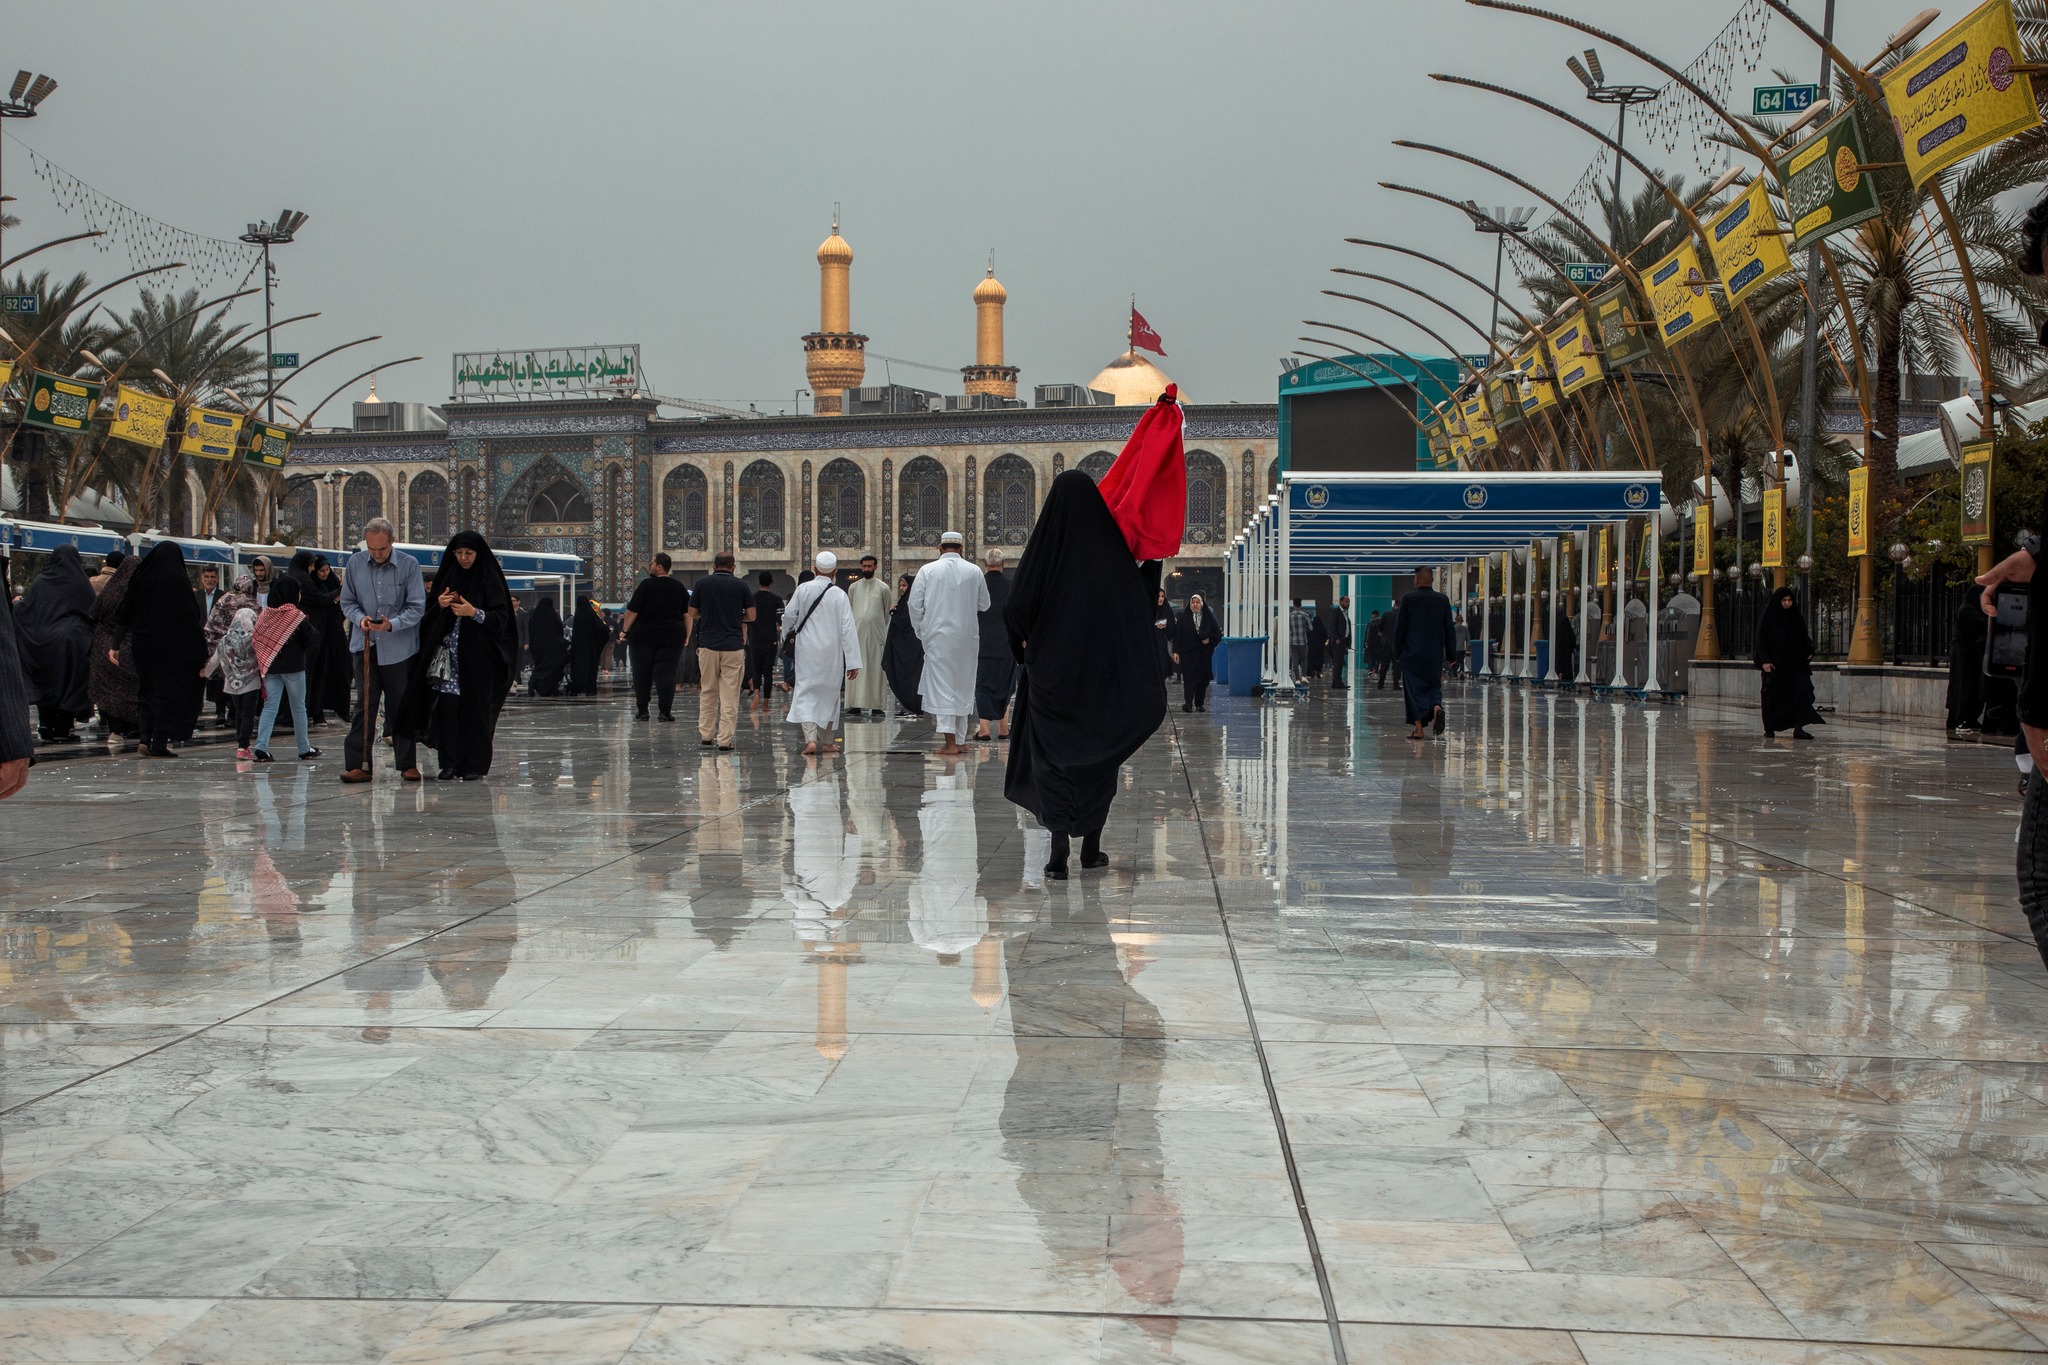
left=0, top=682, right=2043, bottom=1363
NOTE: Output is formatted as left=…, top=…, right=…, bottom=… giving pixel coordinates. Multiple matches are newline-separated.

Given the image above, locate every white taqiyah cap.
left=940, top=530, right=964, bottom=546
left=814, top=551, right=837, bottom=572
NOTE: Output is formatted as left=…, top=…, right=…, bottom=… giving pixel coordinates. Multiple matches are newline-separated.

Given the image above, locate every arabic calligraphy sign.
left=1645, top=241, right=1718, bottom=345
left=1772, top=109, right=1886, bottom=253
left=1705, top=179, right=1793, bottom=310
left=1880, top=0, right=2041, bottom=187
left=452, top=344, right=642, bottom=399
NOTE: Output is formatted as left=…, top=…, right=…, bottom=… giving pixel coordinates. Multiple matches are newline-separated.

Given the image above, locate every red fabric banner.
left=1097, top=386, right=1186, bottom=561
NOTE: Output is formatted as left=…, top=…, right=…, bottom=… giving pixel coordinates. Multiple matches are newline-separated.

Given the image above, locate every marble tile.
left=1339, top=1323, right=1585, bottom=1364
left=378, top=1302, right=656, bottom=1365
left=0, top=1298, right=212, bottom=1363
left=144, top=1300, right=433, bottom=1364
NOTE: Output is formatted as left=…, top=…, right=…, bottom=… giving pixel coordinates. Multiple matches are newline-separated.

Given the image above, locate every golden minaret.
left=961, top=254, right=1019, bottom=399
left=802, top=214, right=867, bottom=416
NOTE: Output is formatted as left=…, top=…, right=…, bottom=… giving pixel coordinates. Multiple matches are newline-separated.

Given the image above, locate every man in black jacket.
left=617, top=553, right=690, bottom=722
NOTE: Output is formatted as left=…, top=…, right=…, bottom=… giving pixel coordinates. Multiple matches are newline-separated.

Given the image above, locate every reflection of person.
left=844, top=555, right=892, bottom=718
left=1753, top=586, right=1821, bottom=741
left=398, top=531, right=517, bottom=780
left=1005, top=470, right=1166, bottom=880
left=1171, top=594, right=1220, bottom=712
left=784, top=769, right=861, bottom=943
left=112, top=541, right=208, bottom=758
left=909, top=531, right=989, bottom=756
left=1392, top=566, right=1456, bottom=739
left=339, top=518, right=427, bottom=782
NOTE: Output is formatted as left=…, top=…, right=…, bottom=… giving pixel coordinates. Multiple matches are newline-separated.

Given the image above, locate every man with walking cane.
left=339, top=517, right=427, bottom=784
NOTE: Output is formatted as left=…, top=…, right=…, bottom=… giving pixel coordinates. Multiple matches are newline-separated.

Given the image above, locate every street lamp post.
left=0, top=71, right=58, bottom=270
left=239, top=210, right=309, bottom=424
left=1564, top=48, right=1655, bottom=212
left=1463, top=204, right=1534, bottom=342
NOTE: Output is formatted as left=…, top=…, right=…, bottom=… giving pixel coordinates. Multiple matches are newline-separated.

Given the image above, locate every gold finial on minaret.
left=963, top=250, right=1018, bottom=400
left=803, top=207, right=866, bottom=416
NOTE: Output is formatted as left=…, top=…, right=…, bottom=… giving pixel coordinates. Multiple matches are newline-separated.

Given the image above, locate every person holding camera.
left=339, top=518, right=426, bottom=783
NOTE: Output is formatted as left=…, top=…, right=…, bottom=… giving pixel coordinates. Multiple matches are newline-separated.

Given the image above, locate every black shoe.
left=657, top=713, right=675, bottom=722
left=150, top=744, right=178, bottom=758
left=1043, top=862, right=1069, bottom=881
left=251, top=750, right=275, bottom=763
left=438, top=768, right=457, bottom=781
left=299, top=749, right=321, bottom=760
left=1196, top=704, right=1206, bottom=712
left=1181, top=703, right=1192, bottom=712
left=462, top=773, right=483, bottom=781
left=701, top=738, right=715, bottom=746
left=1764, top=729, right=1776, bottom=739
left=1081, top=852, right=1110, bottom=870
left=634, top=712, right=649, bottom=722
left=1793, top=727, right=1815, bottom=740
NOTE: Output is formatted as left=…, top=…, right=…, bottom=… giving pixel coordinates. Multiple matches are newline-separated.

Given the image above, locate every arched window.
left=817, top=458, right=865, bottom=548
left=1184, top=450, right=1227, bottom=546
left=982, top=453, right=1035, bottom=547
left=662, top=463, right=709, bottom=551
left=738, top=459, right=784, bottom=550
left=1266, top=457, right=1281, bottom=493
left=529, top=477, right=592, bottom=524
left=459, top=467, right=479, bottom=531
left=279, top=477, right=318, bottom=538
left=898, top=456, right=947, bottom=547
left=1079, top=450, right=1116, bottom=483
left=215, top=503, right=255, bottom=542
left=342, top=473, right=383, bottom=545
left=408, top=470, right=450, bottom=544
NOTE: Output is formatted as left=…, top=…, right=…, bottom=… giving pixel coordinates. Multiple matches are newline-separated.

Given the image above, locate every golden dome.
left=817, top=230, right=853, bottom=266
left=1086, top=350, right=1181, bottom=406
left=973, top=269, right=1007, bottom=304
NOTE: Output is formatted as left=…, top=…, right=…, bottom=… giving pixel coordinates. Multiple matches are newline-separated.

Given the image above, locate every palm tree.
left=0, top=268, right=112, bottom=520
left=96, top=287, right=266, bottom=534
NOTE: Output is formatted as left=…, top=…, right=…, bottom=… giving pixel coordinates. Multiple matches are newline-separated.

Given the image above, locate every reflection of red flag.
left=1129, top=307, right=1166, bottom=357
left=1098, top=385, right=1185, bottom=560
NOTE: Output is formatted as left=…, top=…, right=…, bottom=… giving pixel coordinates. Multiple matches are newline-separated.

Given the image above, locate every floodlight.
left=8, top=73, right=28, bottom=102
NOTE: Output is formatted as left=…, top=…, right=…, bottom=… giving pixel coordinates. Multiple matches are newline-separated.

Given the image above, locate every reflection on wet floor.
left=0, top=683, right=2043, bottom=1362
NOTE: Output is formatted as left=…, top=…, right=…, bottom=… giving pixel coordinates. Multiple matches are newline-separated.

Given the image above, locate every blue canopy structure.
left=1226, top=470, right=1667, bottom=693
left=1, top=519, right=130, bottom=558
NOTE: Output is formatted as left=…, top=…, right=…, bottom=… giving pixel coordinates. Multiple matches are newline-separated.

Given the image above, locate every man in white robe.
left=908, top=767, right=987, bottom=965
left=784, top=770, right=861, bottom=945
left=843, top=554, right=893, bottom=718
left=908, top=531, right=989, bottom=756
left=780, top=551, right=864, bottom=755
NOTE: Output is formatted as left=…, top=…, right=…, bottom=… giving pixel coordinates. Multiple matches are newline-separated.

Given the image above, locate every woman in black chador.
left=883, top=572, right=924, bottom=715
left=567, top=597, right=609, bottom=695
left=526, top=597, right=568, bottom=696
left=1754, top=586, right=1823, bottom=740
left=397, top=532, right=517, bottom=780
left=1005, top=471, right=1167, bottom=880
left=1151, top=588, right=1176, bottom=680
left=1171, top=593, right=1221, bottom=712
left=14, top=544, right=96, bottom=740
left=110, top=541, right=208, bottom=757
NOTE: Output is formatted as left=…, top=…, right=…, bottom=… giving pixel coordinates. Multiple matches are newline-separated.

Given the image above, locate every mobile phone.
left=1986, top=585, right=2030, bottom=677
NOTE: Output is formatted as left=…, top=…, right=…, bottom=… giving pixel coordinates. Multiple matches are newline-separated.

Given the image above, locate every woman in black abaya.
left=15, top=545, right=97, bottom=740
left=527, top=597, right=568, bottom=696
left=883, top=572, right=924, bottom=715
left=1170, top=593, right=1221, bottom=712
left=110, top=541, right=207, bottom=756
left=1151, top=588, right=1176, bottom=680
left=1754, top=586, right=1823, bottom=740
left=396, top=532, right=517, bottom=780
left=1005, top=470, right=1166, bottom=880
left=89, top=554, right=141, bottom=742
left=568, top=597, right=609, bottom=695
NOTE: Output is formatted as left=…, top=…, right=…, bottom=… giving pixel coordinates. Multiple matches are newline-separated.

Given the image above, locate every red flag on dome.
left=1129, top=306, right=1166, bottom=357
left=1098, top=385, right=1186, bottom=561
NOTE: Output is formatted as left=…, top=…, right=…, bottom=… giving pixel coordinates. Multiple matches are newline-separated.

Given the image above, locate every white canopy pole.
left=1578, top=528, right=1592, bottom=692
left=1646, top=511, right=1662, bottom=695
left=1479, top=554, right=1492, bottom=679
left=1608, top=519, right=1629, bottom=690
left=1544, top=537, right=1560, bottom=683
left=1520, top=545, right=1536, bottom=681
left=1278, top=484, right=1293, bottom=696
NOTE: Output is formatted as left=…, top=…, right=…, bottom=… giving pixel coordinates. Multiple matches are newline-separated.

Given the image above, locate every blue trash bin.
left=1224, top=637, right=1265, bottom=697
left=1212, top=640, right=1230, bottom=687
left=1468, top=639, right=1485, bottom=676
left=1534, top=640, right=1551, bottom=681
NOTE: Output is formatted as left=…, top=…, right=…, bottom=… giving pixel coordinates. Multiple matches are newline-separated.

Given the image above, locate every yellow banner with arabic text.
left=1693, top=504, right=1712, bottom=575
left=1847, top=466, right=1870, bottom=557
left=1645, top=240, right=1717, bottom=345
left=1762, top=486, right=1784, bottom=567
left=1597, top=525, right=1611, bottom=587
left=1545, top=311, right=1604, bottom=396
left=1706, top=179, right=1793, bottom=309
left=179, top=406, right=243, bottom=461
left=109, top=385, right=175, bottom=449
left=1513, top=343, right=1557, bottom=417
left=1881, top=0, right=2042, bottom=187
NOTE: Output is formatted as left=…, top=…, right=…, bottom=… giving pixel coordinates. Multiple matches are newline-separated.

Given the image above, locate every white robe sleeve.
left=834, top=587, right=863, bottom=673
left=908, top=570, right=930, bottom=639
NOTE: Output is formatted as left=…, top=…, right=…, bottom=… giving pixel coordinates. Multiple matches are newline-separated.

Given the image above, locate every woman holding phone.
left=397, top=532, right=517, bottom=780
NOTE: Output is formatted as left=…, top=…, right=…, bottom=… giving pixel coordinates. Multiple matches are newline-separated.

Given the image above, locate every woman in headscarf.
left=397, top=532, right=517, bottom=780
left=526, top=597, right=568, bottom=696
left=1754, top=585, right=1823, bottom=740
left=210, top=598, right=262, bottom=757
left=1553, top=599, right=1580, bottom=687
left=883, top=571, right=924, bottom=716
left=567, top=596, right=609, bottom=696
left=14, top=545, right=96, bottom=741
left=89, top=553, right=141, bottom=744
left=251, top=574, right=321, bottom=762
left=303, top=554, right=352, bottom=723
left=1151, top=588, right=1176, bottom=681
left=110, top=541, right=208, bottom=757
left=1005, top=470, right=1167, bottom=880
left=1170, top=593, right=1222, bottom=712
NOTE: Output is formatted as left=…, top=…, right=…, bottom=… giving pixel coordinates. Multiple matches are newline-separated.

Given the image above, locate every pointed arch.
left=738, top=459, right=785, bottom=550
left=1079, top=450, right=1116, bottom=482
left=1183, top=449, right=1227, bottom=546
left=898, top=456, right=947, bottom=548
left=408, top=470, right=450, bottom=544
left=982, top=453, right=1036, bottom=547
left=817, top=458, right=866, bottom=549
left=342, top=473, right=383, bottom=545
left=662, top=463, right=710, bottom=552
left=496, top=456, right=591, bottom=540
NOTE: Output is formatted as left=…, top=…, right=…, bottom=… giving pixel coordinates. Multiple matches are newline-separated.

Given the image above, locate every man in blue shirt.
left=339, top=517, right=427, bottom=782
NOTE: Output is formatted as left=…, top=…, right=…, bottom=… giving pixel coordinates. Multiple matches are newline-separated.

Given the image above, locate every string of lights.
left=11, top=134, right=260, bottom=288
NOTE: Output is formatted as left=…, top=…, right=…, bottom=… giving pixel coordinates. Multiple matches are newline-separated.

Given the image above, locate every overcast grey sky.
left=14, top=2, right=1895, bottom=414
